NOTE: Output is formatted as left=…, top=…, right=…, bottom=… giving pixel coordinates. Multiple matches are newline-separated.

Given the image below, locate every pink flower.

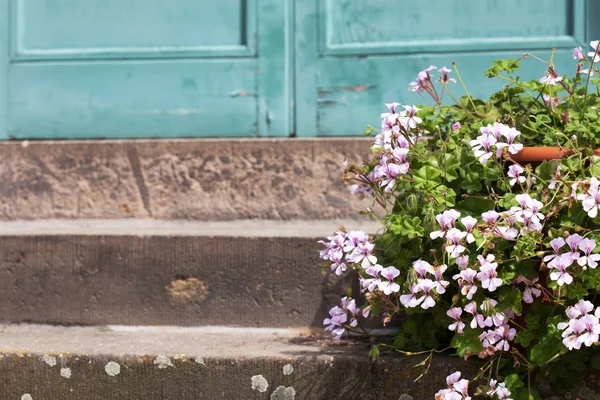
left=456, top=255, right=469, bottom=269
left=496, top=126, right=523, bottom=155
left=412, top=259, right=432, bottom=279
left=343, top=230, right=369, bottom=253
left=428, top=264, right=450, bottom=294
left=512, top=276, right=541, bottom=304
left=348, top=241, right=378, bottom=269
left=409, top=65, right=437, bottom=93
left=579, top=177, right=600, bottom=218
left=470, top=134, right=497, bottom=164
left=565, top=234, right=583, bottom=261
left=378, top=266, right=400, bottom=295
left=453, top=268, right=478, bottom=300
left=417, top=279, right=437, bottom=309
left=438, top=66, right=457, bottom=84
left=329, top=252, right=347, bottom=276
left=487, top=379, right=512, bottom=400
left=477, top=254, right=502, bottom=292
left=446, top=228, right=467, bottom=258
left=374, top=154, right=407, bottom=193
left=360, top=264, right=383, bottom=293
left=543, top=237, right=565, bottom=263
left=435, top=372, right=471, bottom=400
left=465, top=301, right=493, bottom=329
left=507, top=164, right=525, bottom=186
left=447, top=307, right=465, bottom=334
left=573, top=46, right=585, bottom=60
left=460, top=216, right=477, bottom=243
left=539, top=70, right=563, bottom=86
left=430, top=209, right=461, bottom=239
left=323, top=306, right=347, bottom=339
left=495, top=226, right=518, bottom=241
left=578, top=238, right=600, bottom=269
left=481, top=210, right=500, bottom=224
left=452, top=122, right=461, bottom=131
left=549, top=253, right=574, bottom=286
left=494, top=324, right=517, bottom=351
left=400, top=284, right=424, bottom=308
left=543, top=94, right=561, bottom=111
left=588, top=40, right=600, bottom=62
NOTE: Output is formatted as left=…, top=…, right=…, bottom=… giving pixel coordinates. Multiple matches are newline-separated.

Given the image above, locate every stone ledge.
left=0, top=218, right=380, bottom=237
left=0, top=324, right=476, bottom=400
left=0, top=138, right=373, bottom=220
left=0, top=324, right=589, bottom=400
left=0, top=232, right=354, bottom=327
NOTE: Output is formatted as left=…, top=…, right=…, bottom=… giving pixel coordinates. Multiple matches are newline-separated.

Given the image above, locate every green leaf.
left=369, top=344, right=380, bottom=360
left=451, top=328, right=483, bottom=358
left=414, top=166, right=443, bottom=190
left=498, top=286, right=524, bottom=314
left=388, top=214, right=425, bottom=239
left=457, top=198, right=496, bottom=214
left=504, top=374, right=525, bottom=392
left=515, top=329, right=536, bottom=348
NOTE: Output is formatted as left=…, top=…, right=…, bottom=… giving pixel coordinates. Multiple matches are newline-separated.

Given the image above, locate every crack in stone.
left=126, top=145, right=152, bottom=217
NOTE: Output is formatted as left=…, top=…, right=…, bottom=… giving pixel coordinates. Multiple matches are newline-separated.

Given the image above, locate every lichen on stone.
left=60, top=367, right=71, bottom=379
left=105, top=361, right=121, bottom=376
left=270, top=385, right=296, bottom=400
left=42, top=354, right=56, bottom=367
left=251, top=375, right=269, bottom=393
left=153, top=355, right=173, bottom=369
left=282, top=364, right=293, bottom=376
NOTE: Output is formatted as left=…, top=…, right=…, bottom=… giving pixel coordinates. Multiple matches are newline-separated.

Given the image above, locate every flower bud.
left=406, top=268, right=419, bottom=287
left=481, top=299, right=496, bottom=317
left=406, top=193, right=418, bottom=213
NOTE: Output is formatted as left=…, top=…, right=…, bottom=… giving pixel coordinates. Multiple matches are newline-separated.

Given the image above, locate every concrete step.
left=0, top=324, right=473, bottom=400
left=0, top=219, right=380, bottom=328
left=0, top=138, right=371, bottom=221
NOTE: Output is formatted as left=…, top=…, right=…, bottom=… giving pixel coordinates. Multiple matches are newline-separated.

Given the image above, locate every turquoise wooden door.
left=0, top=1, right=597, bottom=139
left=295, top=0, right=596, bottom=136
left=0, top=0, right=293, bottom=139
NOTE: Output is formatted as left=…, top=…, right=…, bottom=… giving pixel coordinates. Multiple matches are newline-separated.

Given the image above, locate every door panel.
left=297, top=0, right=590, bottom=136
left=0, top=0, right=292, bottom=139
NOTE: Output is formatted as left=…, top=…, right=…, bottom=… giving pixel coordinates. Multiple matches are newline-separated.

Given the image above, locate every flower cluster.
left=435, top=372, right=471, bottom=400
left=325, top=43, right=600, bottom=398
left=318, top=230, right=375, bottom=275
left=409, top=65, right=456, bottom=103
left=323, top=296, right=360, bottom=339
left=558, top=300, right=600, bottom=350
left=469, top=122, right=523, bottom=164
left=399, top=260, right=448, bottom=309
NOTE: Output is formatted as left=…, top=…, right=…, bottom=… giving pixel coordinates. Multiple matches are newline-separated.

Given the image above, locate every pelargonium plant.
left=319, top=41, right=600, bottom=399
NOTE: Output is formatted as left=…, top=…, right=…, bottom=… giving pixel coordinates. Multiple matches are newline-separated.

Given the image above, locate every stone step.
left=0, top=219, right=380, bottom=328
left=0, top=138, right=372, bottom=221
left=0, top=323, right=472, bottom=400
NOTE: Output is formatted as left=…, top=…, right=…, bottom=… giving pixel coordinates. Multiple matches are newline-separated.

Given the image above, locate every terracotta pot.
left=511, top=146, right=600, bottom=163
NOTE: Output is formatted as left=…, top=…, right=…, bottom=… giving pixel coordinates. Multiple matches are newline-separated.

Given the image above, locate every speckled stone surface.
left=0, top=221, right=374, bottom=327
left=0, top=324, right=477, bottom=400
left=0, top=138, right=373, bottom=220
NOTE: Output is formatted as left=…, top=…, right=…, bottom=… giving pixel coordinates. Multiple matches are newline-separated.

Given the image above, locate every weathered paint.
left=0, top=0, right=291, bottom=138
left=297, top=0, right=593, bottom=136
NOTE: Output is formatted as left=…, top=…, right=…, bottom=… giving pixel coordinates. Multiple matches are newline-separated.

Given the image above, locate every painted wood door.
left=296, top=0, right=597, bottom=136
left=0, top=0, right=293, bottom=139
